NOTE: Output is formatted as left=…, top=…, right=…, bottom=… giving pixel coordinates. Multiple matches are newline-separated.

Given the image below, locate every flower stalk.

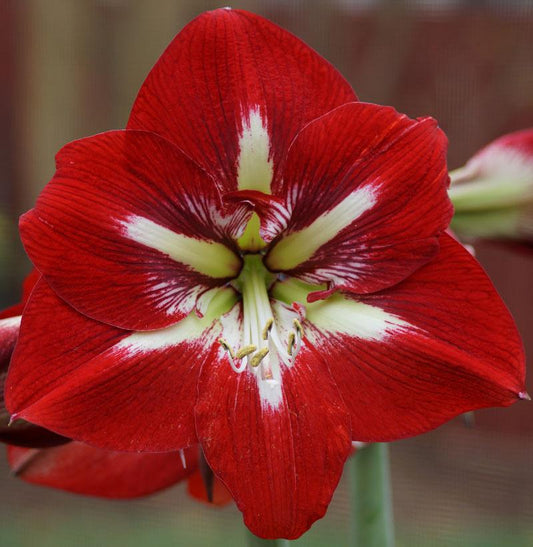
left=350, top=443, right=395, bottom=547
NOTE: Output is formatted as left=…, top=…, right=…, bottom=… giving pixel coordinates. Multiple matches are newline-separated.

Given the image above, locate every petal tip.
left=518, top=391, right=531, bottom=401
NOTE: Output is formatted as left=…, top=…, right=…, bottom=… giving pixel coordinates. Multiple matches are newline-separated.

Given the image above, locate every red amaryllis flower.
left=450, top=128, right=533, bottom=242
left=5, top=9, right=526, bottom=539
left=0, top=276, right=230, bottom=503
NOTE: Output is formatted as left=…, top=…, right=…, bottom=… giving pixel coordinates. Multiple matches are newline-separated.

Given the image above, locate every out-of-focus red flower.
left=5, top=9, right=526, bottom=539
left=450, top=129, right=533, bottom=243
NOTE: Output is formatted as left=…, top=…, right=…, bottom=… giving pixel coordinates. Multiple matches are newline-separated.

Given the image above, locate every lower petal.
left=195, top=344, right=351, bottom=539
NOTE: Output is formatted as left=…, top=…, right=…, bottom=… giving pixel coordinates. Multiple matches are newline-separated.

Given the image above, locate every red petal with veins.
left=306, top=234, right=526, bottom=441
left=128, top=9, right=356, bottom=194
left=20, top=130, right=247, bottom=331
left=266, top=103, right=451, bottom=294
left=6, top=280, right=219, bottom=451
left=8, top=443, right=197, bottom=498
left=1, top=274, right=70, bottom=448
left=195, top=345, right=352, bottom=539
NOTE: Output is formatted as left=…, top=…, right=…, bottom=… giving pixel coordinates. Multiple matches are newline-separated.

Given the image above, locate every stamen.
left=287, top=332, right=296, bottom=356
left=250, top=347, right=269, bottom=368
left=262, top=318, right=274, bottom=340
left=235, top=345, right=257, bottom=359
left=292, top=332, right=302, bottom=361
left=219, top=338, right=247, bottom=373
left=291, top=318, right=303, bottom=362
left=218, top=338, right=234, bottom=358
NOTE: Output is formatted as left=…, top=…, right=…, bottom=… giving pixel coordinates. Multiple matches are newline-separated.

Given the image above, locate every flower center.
left=218, top=254, right=303, bottom=380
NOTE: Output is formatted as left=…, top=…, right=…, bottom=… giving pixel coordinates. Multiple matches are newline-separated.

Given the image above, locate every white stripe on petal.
left=119, top=215, right=240, bottom=278
left=267, top=185, right=378, bottom=271
left=306, top=293, right=412, bottom=342
left=116, top=312, right=219, bottom=353
left=237, top=107, right=273, bottom=194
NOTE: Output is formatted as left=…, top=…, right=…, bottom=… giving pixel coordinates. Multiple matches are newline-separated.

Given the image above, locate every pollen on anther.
left=287, top=332, right=296, bottom=356
left=250, top=347, right=269, bottom=367
left=262, top=318, right=274, bottom=340
left=293, top=318, right=303, bottom=336
left=236, top=345, right=257, bottom=359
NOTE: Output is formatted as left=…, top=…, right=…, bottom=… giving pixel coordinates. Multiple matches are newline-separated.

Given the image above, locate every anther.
left=235, top=345, right=257, bottom=359
left=287, top=332, right=296, bottom=356
left=262, top=318, right=274, bottom=340
left=293, top=318, right=303, bottom=337
left=250, top=347, right=269, bottom=368
left=218, top=338, right=234, bottom=358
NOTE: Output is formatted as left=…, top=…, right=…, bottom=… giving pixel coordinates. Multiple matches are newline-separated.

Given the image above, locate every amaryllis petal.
left=20, top=130, right=246, bottom=331
left=5, top=280, right=230, bottom=452
left=0, top=273, right=69, bottom=448
left=127, top=8, right=357, bottom=194
left=302, top=234, right=526, bottom=441
left=195, top=329, right=352, bottom=539
left=266, top=103, right=451, bottom=294
left=8, top=443, right=198, bottom=498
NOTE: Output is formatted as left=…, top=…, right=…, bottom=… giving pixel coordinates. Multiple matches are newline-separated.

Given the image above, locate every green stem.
left=350, top=443, right=395, bottom=547
left=245, top=528, right=288, bottom=546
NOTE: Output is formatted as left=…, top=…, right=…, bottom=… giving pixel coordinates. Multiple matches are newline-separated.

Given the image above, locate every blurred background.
left=1, top=0, right=532, bottom=545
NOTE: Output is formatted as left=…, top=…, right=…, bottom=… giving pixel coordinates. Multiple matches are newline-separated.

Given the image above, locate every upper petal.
left=127, top=8, right=357, bottom=194
left=8, top=443, right=198, bottom=498
left=5, top=280, right=229, bottom=452
left=20, top=130, right=246, bottom=331
left=266, top=103, right=452, bottom=294
left=302, top=233, right=526, bottom=441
